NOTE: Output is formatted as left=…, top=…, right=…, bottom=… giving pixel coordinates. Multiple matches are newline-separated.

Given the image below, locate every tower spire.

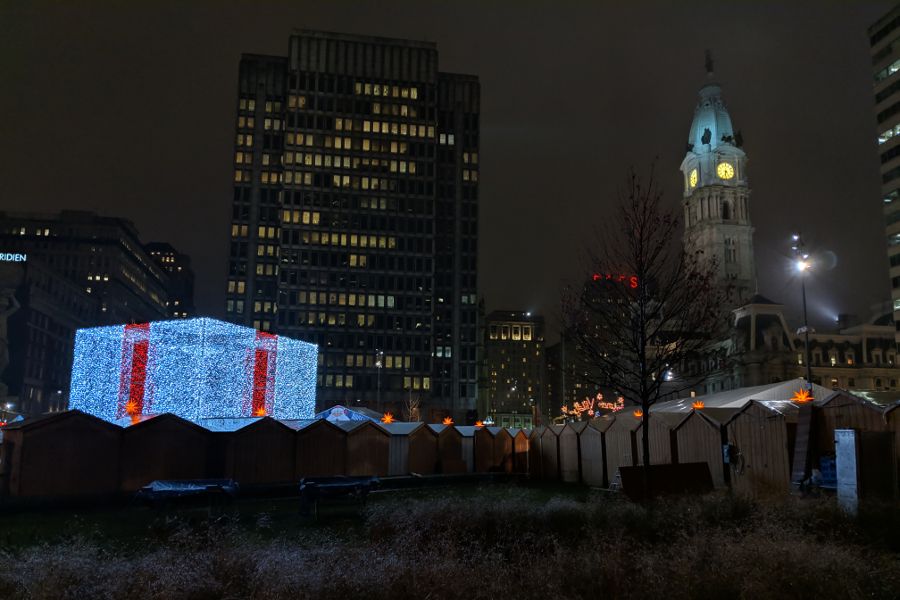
left=705, top=49, right=715, bottom=79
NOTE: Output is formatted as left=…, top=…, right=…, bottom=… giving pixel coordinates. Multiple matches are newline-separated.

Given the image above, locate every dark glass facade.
left=225, top=31, right=479, bottom=421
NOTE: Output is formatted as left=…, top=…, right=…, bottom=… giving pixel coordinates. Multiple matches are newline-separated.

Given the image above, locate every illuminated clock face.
left=689, top=169, right=698, bottom=187
left=717, top=162, right=735, bottom=180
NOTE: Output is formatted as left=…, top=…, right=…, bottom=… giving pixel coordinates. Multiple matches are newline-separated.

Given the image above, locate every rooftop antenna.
left=705, top=49, right=715, bottom=79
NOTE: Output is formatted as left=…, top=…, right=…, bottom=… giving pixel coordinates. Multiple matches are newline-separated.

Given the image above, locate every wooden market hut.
left=673, top=410, right=726, bottom=488
left=0, top=410, right=122, bottom=498
left=540, top=425, right=562, bottom=480
left=528, top=426, right=544, bottom=478
left=338, top=420, right=390, bottom=477
left=456, top=426, right=477, bottom=473
left=295, top=419, right=347, bottom=478
left=724, top=400, right=794, bottom=496
left=813, top=391, right=888, bottom=461
left=474, top=426, right=494, bottom=472
left=559, top=421, right=587, bottom=483
left=229, top=417, right=296, bottom=485
left=382, top=422, right=439, bottom=476
left=492, top=427, right=514, bottom=473
left=886, top=403, right=900, bottom=490
left=580, top=417, right=612, bottom=487
left=604, top=412, right=640, bottom=487
left=510, top=428, right=530, bottom=473
left=636, top=412, right=677, bottom=466
left=120, top=413, right=212, bottom=492
left=429, top=424, right=467, bottom=474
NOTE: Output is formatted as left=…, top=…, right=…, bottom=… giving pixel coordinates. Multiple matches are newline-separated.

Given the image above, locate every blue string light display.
left=69, top=318, right=317, bottom=424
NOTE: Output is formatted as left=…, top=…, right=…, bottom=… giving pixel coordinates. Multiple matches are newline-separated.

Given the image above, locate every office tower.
left=146, top=242, right=196, bottom=318
left=224, top=31, right=479, bottom=420
left=871, top=6, right=900, bottom=344
left=484, top=311, right=544, bottom=428
left=0, top=210, right=178, bottom=416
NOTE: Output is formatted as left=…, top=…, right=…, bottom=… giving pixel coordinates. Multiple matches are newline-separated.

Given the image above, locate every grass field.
left=0, top=482, right=898, bottom=599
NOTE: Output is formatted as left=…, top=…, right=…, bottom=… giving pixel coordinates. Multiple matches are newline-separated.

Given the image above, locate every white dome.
left=687, top=82, right=737, bottom=152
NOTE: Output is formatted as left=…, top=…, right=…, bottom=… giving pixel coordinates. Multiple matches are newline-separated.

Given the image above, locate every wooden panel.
left=346, top=425, right=389, bottom=476
left=676, top=412, right=725, bottom=488
left=121, top=415, right=210, bottom=492
left=474, top=428, right=494, bottom=473
left=296, top=422, right=346, bottom=477
left=407, top=428, right=438, bottom=475
left=635, top=418, right=672, bottom=466
left=493, top=430, right=514, bottom=474
left=513, top=431, right=530, bottom=473
left=8, top=412, right=122, bottom=497
left=726, top=402, right=790, bottom=496
left=528, top=430, right=543, bottom=479
left=579, top=426, right=605, bottom=486
left=558, top=428, right=581, bottom=483
left=540, top=430, right=559, bottom=480
left=231, top=419, right=296, bottom=485
left=605, top=419, right=637, bottom=487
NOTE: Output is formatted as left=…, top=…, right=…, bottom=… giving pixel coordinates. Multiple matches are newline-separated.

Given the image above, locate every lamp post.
left=375, top=349, right=384, bottom=411
left=792, top=233, right=813, bottom=390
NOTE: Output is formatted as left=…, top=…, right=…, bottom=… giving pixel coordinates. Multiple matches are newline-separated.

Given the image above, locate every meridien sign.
left=0, top=253, right=27, bottom=262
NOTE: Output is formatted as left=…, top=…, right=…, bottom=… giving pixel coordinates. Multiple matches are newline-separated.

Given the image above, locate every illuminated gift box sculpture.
left=69, top=318, right=317, bottom=423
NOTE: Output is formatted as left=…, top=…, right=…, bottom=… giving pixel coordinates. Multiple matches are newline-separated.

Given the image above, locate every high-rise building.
left=146, top=242, right=195, bottom=318
left=870, top=6, right=900, bottom=344
left=224, top=31, right=479, bottom=421
left=679, top=56, right=755, bottom=300
left=0, top=211, right=171, bottom=324
left=484, top=311, right=544, bottom=428
left=0, top=259, right=96, bottom=416
left=0, top=210, right=181, bottom=416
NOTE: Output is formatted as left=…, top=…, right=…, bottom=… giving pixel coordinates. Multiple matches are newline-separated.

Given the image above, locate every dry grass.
left=0, top=487, right=897, bottom=599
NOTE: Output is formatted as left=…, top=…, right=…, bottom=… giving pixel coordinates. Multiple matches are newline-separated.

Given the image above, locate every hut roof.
left=295, top=418, right=347, bottom=435
left=673, top=408, right=722, bottom=430
left=123, top=412, right=209, bottom=434
left=564, top=421, right=589, bottom=434
left=652, top=379, right=832, bottom=423
left=380, top=422, right=426, bottom=435
left=507, top=427, right=521, bottom=437
left=197, top=417, right=262, bottom=432
left=278, top=418, right=317, bottom=431
left=588, top=416, right=615, bottom=433
left=542, top=424, right=563, bottom=437
left=334, top=420, right=389, bottom=435
left=1, top=409, right=120, bottom=432
left=112, top=414, right=158, bottom=427
left=816, top=390, right=891, bottom=413
left=850, top=390, right=900, bottom=408
left=486, top=426, right=504, bottom=436
left=455, top=425, right=478, bottom=437
left=315, top=405, right=381, bottom=423
left=725, top=399, right=799, bottom=426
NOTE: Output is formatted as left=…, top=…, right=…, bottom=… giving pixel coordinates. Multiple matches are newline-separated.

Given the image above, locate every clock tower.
left=680, top=56, right=755, bottom=301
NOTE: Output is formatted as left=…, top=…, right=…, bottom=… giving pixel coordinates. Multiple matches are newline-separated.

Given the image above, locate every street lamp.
left=792, top=232, right=814, bottom=391
left=375, top=349, right=384, bottom=411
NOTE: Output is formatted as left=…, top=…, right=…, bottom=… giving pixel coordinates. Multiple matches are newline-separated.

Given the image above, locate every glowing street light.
left=791, top=232, right=813, bottom=391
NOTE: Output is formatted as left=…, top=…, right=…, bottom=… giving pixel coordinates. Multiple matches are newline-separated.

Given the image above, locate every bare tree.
left=404, top=393, right=421, bottom=422
left=562, top=166, right=732, bottom=474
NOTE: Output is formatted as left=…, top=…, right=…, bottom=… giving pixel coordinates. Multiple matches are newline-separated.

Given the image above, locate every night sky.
left=2, top=2, right=893, bottom=341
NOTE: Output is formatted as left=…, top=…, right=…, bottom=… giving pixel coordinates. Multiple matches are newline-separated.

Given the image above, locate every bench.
left=299, top=476, right=380, bottom=518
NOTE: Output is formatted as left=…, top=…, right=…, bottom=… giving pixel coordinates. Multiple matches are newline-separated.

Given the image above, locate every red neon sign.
left=592, top=273, right=638, bottom=289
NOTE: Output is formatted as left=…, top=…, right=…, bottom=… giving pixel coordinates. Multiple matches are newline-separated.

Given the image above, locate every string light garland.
left=69, top=318, right=317, bottom=423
